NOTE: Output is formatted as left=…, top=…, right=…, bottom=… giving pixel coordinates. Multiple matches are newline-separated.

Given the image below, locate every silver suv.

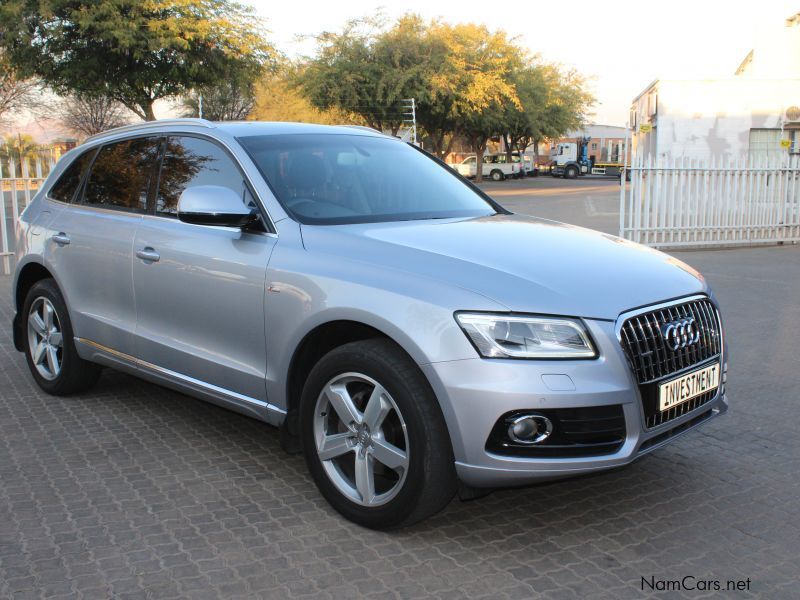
left=12, top=120, right=728, bottom=528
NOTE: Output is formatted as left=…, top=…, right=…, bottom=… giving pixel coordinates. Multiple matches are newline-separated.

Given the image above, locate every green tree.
left=0, top=0, right=274, bottom=121
left=0, top=134, right=43, bottom=174
left=501, top=64, right=594, bottom=164
left=300, top=14, right=428, bottom=135
left=299, top=15, right=522, bottom=168
left=432, top=23, right=521, bottom=181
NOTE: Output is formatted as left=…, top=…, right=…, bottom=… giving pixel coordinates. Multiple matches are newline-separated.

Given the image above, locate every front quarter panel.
left=263, top=224, right=507, bottom=411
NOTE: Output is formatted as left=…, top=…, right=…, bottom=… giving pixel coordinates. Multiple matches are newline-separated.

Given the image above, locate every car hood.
left=300, top=213, right=707, bottom=320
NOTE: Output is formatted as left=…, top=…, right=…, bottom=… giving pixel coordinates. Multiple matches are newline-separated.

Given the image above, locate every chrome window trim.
left=84, top=118, right=215, bottom=143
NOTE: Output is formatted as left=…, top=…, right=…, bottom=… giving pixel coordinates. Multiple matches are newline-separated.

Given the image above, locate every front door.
left=131, top=135, right=276, bottom=402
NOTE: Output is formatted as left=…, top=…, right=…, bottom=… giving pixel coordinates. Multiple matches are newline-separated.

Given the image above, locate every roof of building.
left=565, top=124, right=629, bottom=138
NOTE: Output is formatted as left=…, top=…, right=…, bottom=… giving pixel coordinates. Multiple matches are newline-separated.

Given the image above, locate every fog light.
left=508, top=414, right=553, bottom=444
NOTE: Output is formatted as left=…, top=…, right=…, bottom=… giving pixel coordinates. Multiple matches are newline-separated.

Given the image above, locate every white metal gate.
left=1, top=154, right=55, bottom=275
left=619, top=156, right=800, bottom=248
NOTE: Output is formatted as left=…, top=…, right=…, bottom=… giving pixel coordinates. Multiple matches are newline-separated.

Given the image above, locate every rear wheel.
left=490, top=169, right=504, bottom=181
left=22, top=279, right=101, bottom=395
left=300, top=339, right=456, bottom=529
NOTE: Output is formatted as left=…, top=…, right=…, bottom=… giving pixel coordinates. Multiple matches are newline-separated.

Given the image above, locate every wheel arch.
left=280, top=317, right=456, bottom=450
left=285, top=320, right=407, bottom=426
left=12, top=261, right=56, bottom=352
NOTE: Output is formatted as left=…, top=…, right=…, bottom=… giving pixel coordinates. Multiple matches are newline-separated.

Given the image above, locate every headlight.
left=455, top=313, right=597, bottom=359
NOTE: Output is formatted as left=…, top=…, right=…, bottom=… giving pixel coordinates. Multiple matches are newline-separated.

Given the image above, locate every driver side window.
left=156, top=136, right=246, bottom=216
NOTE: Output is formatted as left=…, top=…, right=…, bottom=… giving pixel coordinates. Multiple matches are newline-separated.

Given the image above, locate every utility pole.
left=198, top=94, right=203, bottom=119
left=402, top=98, right=417, bottom=145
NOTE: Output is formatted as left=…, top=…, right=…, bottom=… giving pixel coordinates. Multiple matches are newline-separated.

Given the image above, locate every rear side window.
left=49, top=150, right=95, bottom=203
left=82, top=137, right=161, bottom=212
left=156, top=136, right=246, bottom=215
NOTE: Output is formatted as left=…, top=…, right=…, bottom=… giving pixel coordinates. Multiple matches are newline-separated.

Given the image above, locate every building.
left=630, top=13, right=800, bottom=163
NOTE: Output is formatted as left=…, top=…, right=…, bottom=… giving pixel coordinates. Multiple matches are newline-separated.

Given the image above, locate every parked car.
left=455, top=154, right=520, bottom=180
left=12, top=119, right=728, bottom=529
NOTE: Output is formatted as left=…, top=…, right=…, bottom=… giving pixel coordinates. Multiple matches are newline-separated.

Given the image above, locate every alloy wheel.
left=27, top=297, right=63, bottom=381
left=313, top=372, right=410, bottom=507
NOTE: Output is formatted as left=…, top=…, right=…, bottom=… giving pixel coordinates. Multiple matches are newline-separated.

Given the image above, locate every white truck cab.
left=550, top=142, right=590, bottom=179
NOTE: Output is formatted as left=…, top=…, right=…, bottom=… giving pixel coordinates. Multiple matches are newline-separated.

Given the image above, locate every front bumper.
left=422, top=318, right=728, bottom=488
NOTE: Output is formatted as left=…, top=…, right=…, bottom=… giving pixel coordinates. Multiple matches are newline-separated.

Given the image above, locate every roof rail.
left=336, top=125, right=384, bottom=135
left=84, top=118, right=215, bottom=143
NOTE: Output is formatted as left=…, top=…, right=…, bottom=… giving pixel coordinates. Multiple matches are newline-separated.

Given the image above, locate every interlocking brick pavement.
left=1, top=245, right=799, bottom=599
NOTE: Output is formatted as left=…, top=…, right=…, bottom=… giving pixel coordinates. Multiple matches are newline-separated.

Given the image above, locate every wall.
left=632, top=78, right=800, bottom=162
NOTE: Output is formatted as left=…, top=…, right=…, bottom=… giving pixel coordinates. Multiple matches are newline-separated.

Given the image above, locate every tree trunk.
left=474, top=137, right=487, bottom=183
left=504, top=133, right=514, bottom=164
left=142, top=100, right=156, bottom=121
left=443, top=134, right=455, bottom=160
left=428, top=131, right=447, bottom=160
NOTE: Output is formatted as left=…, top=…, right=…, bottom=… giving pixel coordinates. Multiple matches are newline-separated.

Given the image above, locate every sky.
left=246, top=0, right=800, bottom=126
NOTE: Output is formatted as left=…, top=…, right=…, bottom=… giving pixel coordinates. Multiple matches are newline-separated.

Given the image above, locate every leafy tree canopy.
left=251, top=66, right=357, bottom=125
left=0, top=0, right=276, bottom=120
left=298, top=12, right=593, bottom=174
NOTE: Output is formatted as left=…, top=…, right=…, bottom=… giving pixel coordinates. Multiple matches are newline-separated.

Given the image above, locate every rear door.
left=48, top=136, right=161, bottom=356
left=131, top=135, right=276, bottom=402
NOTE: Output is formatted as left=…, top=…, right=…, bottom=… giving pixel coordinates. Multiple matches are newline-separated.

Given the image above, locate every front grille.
left=486, top=405, right=626, bottom=458
left=619, top=297, right=722, bottom=428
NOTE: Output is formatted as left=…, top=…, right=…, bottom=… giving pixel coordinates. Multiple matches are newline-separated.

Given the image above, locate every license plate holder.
left=658, top=362, right=721, bottom=412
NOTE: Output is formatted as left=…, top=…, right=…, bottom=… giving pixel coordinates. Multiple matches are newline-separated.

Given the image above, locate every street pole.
left=198, top=94, right=203, bottom=119
left=402, top=98, right=417, bottom=146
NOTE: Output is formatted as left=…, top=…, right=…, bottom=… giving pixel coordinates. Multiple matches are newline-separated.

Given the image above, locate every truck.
left=550, top=137, right=626, bottom=179
left=455, top=154, right=521, bottom=181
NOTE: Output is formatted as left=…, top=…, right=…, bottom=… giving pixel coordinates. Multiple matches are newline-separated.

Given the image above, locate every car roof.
left=84, top=119, right=387, bottom=144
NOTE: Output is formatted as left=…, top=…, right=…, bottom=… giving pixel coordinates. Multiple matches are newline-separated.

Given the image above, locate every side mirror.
left=177, top=185, right=259, bottom=228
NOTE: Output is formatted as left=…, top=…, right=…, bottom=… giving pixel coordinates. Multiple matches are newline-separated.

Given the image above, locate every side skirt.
left=74, top=337, right=286, bottom=426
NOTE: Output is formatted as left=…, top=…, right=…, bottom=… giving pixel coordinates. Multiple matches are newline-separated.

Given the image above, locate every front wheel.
left=300, top=339, right=456, bottom=529
left=565, top=165, right=578, bottom=179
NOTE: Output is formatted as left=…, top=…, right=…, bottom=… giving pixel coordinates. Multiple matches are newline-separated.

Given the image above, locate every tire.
left=490, top=169, right=504, bottom=181
left=565, top=165, right=578, bottom=179
left=22, top=279, right=101, bottom=395
left=300, top=339, right=457, bottom=529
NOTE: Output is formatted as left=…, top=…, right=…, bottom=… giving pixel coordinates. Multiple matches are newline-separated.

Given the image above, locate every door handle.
left=52, top=232, right=70, bottom=246
left=136, top=247, right=160, bottom=263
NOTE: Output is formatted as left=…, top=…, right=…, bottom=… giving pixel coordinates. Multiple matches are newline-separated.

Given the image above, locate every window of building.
left=748, top=128, right=800, bottom=163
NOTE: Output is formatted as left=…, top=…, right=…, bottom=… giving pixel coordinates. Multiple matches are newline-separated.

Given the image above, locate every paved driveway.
left=1, top=185, right=799, bottom=598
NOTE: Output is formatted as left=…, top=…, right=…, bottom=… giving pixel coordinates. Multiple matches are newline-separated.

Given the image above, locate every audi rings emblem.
left=661, top=317, right=701, bottom=350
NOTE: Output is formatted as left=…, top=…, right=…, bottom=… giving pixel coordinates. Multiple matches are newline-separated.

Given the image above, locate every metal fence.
left=1, top=154, right=55, bottom=275
left=620, top=156, right=800, bottom=248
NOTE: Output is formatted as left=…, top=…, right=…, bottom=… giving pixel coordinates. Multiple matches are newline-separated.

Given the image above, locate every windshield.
left=237, top=133, right=499, bottom=225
